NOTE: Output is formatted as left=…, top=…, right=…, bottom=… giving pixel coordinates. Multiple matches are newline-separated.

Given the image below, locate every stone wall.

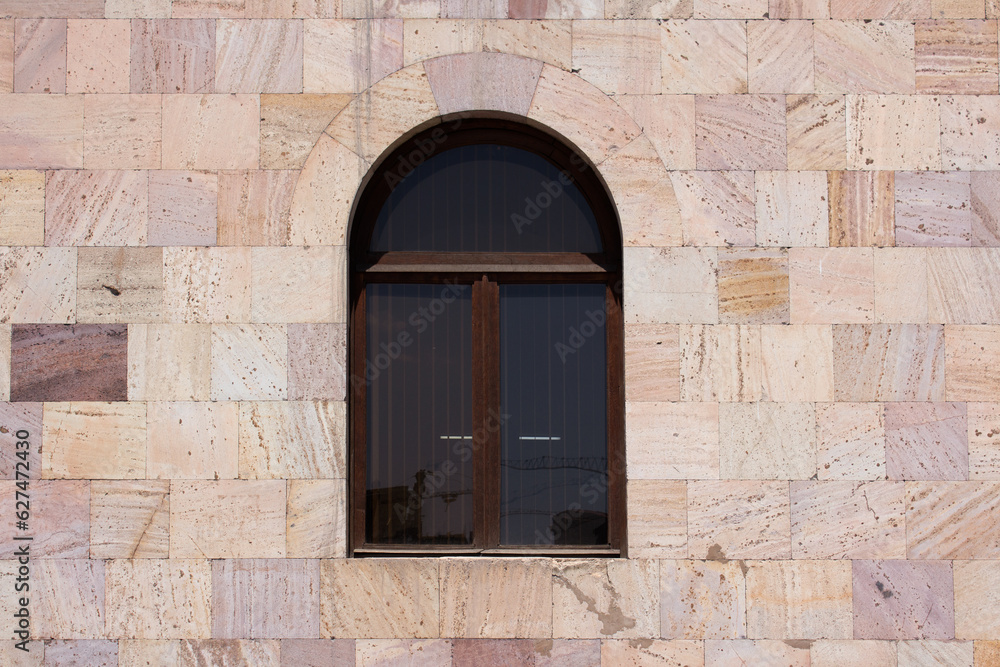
left=1, top=0, right=1000, bottom=665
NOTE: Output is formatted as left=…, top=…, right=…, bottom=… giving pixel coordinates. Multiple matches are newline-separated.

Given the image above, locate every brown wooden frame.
left=348, top=116, right=625, bottom=556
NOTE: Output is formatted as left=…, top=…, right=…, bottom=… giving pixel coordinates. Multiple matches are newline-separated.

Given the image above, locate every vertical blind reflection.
left=499, top=284, right=608, bottom=546
left=365, top=283, right=474, bottom=545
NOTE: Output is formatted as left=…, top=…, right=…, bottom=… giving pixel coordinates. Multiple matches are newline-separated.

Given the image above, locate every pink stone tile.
left=817, top=402, right=887, bottom=480
left=624, top=324, right=680, bottom=402
left=771, top=0, right=829, bottom=17
left=875, top=247, right=929, bottom=324
left=425, top=52, right=543, bottom=116
left=748, top=20, right=814, bottom=94
left=212, top=559, right=320, bottom=639
left=162, top=94, right=260, bottom=169
left=600, top=640, right=705, bottom=666
left=508, top=0, right=602, bottom=16
left=0, top=94, right=84, bottom=169
left=356, top=639, right=454, bottom=666
left=571, top=20, right=661, bottom=94
left=616, top=94, right=696, bottom=170
left=853, top=560, right=955, bottom=640
left=343, top=0, right=439, bottom=18
left=148, top=170, right=219, bottom=246
left=899, top=640, right=974, bottom=666
left=0, top=0, right=105, bottom=17
left=10, top=325, right=128, bottom=402
left=660, top=20, right=748, bottom=94
left=755, top=170, right=829, bottom=246
left=786, top=94, right=846, bottom=170
left=810, top=640, right=898, bottom=667
left=162, top=248, right=251, bottom=324
left=131, top=19, right=216, bottom=93
left=452, top=640, right=535, bottom=665
left=83, top=94, right=162, bottom=170
left=43, top=640, right=118, bottom=666
left=627, top=480, right=688, bottom=558
left=0, top=480, right=88, bottom=557
left=217, top=169, right=295, bottom=245
left=895, top=171, right=972, bottom=247
left=661, top=559, right=747, bottom=640
left=0, top=402, right=42, bottom=479
left=720, top=401, right=817, bottom=480
left=0, top=247, right=76, bottom=324
left=815, top=20, right=916, bottom=93
left=177, top=641, right=281, bottom=663
left=211, top=324, right=287, bottom=401
left=971, top=172, right=1000, bottom=245
left=833, top=324, right=945, bottom=401
left=172, top=0, right=249, bottom=17
left=678, top=324, right=762, bottom=402
left=90, top=480, right=169, bottom=559
left=441, top=0, right=506, bottom=17
left=0, top=21, right=12, bottom=93
left=916, top=20, right=999, bottom=94
left=687, top=480, right=791, bottom=559
left=696, top=95, right=786, bottom=170
left=66, top=19, right=130, bottom=93
left=790, top=480, right=906, bottom=558
left=885, top=402, right=969, bottom=480
left=215, top=19, right=303, bottom=93
left=607, top=0, right=692, bottom=18
left=706, top=639, right=810, bottom=666
left=829, top=171, right=895, bottom=247
left=280, top=640, right=356, bottom=667
left=44, top=170, right=148, bottom=246
left=14, top=19, right=66, bottom=93
left=536, top=640, right=601, bottom=666
left=672, top=171, right=756, bottom=246
left=789, top=248, right=875, bottom=324
left=946, top=326, right=1000, bottom=401
left=831, top=0, right=930, bottom=16
left=969, top=402, right=1000, bottom=479
left=287, top=323, right=347, bottom=401
left=942, top=95, right=1000, bottom=170
left=928, top=248, right=1000, bottom=324
left=955, top=560, right=1000, bottom=640
left=303, top=19, right=403, bottom=94
left=147, top=401, right=238, bottom=479
left=33, top=560, right=105, bottom=639
left=907, top=481, right=1000, bottom=558
left=847, top=95, right=942, bottom=171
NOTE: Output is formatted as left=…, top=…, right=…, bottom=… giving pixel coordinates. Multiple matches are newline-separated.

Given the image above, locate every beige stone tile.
left=755, top=170, right=828, bottom=247
left=44, top=170, right=148, bottom=245
left=107, top=559, right=212, bottom=639
left=624, top=247, right=718, bottom=324
left=356, top=639, right=453, bottom=665
left=706, top=639, right=811, bottom=665
left=679, top=324, right=762, bottom=402
left=810, top=640, right=898, bottom=667
left=83, top=94, right=162, bottom=170
left=441, top=0, right=505, bottom=19
left=0, top=94, right=83, bottom=169
left=898, top=641, right=974, bottom=666
left=247, top=0, right=339, bottom=16
left=828, top=171, right=894, bottom=246
left=817, top=402, right=887, bottom=480
left=130, top=18, right=215, bottom=93
left=916, top=20, right=998, bottom=94
left=696, top=94, right=786, bottom=170
left=287, top=478, right=346, bottom=557
left=342, top=0, right=437, bottom=19
left=786, top=94, right=847, bottom=170
left=833, top=324, right=945, bottom=401
left=0, top=479, right=88, bottom=557
left=687, top=480, right=791, bottom=559
left=215, top=19, right=303, bottom=93
left=260, top=93, right=352, bottom=169
left=251, top=246, right=344, bottom=323
left=746, top=560, right=853, bottom=639
left=508, top=0, right=601, bottom=17
left=624, top=323, right=680, bottom=402
left=77, top=247, right=163, bottom=324
left=552, top=559, right=658, bottom=639
left=906, top=481, right=1000, bottom=558
left=601, top=136, right=682, bottom=247
left=287, top=134, right=365, bottom=245
left=402, top=20, right=484, bottom=65
left=831, top=0, right=930, bottom=16
left=969, top=402, right=1000, bottom=479
left=303, top=19, right=402, bottom=93
left=90, top=480, right=169, bottom=559
left=791, top=480, right=906, bottom=558
left=162, top=94, right=259, bottom=170
left=239, top=401, right=345, bottom=478
left=37, top=640, right=118, bottom=665
left=720, top=401, right=817, bottom=479
left=425, top=51, right=541, bottom=115
left=122, top=639, right=283, bottom=665
left=895, top=172, right=972, bottom=247
left=672, top=170, right=755, bottom=247
left=42, top=402, right=145, bottom=479
left=163, top=247, right=252, bottom=324
left=0, top=247, right=76, bottom=324
left=875, top=248, right=928, bottom=324
left=929, top=248, right=1000, bottom=324
left=941, top=95, right=1000, bottom=170
left=170, top=479, right=286, bottom=558
left=171, top=0, right=249, bottom=16
left=440, top=559, right=552, bottom=638
left=66, top=19, right=129, bottom=93
left=148, top=170, right=218, bottom=246
left=935, top=0, right=985, bottom=14
left=147, top=401, right=238, bottom=479
left=482, top=19, right=572, bottom=69
left=660, top=20, right=747, bottom=94
left=105, top=0, right=173, bottom=17
left=626, top=479, right=688, bottom=558
left=719, top=249, right=789, bottom=325
left=0, top=21, right=12, bottom=93
left=212, top=559, right=320, bottom=639
left=322, top=559, right=439, bottom=638
left=955, top=560, right=1000, bottom=639
left=661, top=560, right=746, bottom=640
left=0, top=169, right=44, bottom=245
left=218, top=170, right=294, bottom=245
left=606, top=0, right=693, bottom=15
left=13, top=18, right=66, bottom=93
left=695, top=0, right=766, bottom=16
left=789, top=247, right=875, bottom=323
left=571, top=20, right=660, bottom=94
left=760, top=324, right=833, bottom=402
left=971, top=172, right=1000, bottom=245
left=32, top=560, right=105, bottom=639
left=616, top=95, right=696, bottom=170
left=600, top=640, right=705, bottom=666
left=945, top=325, right=1000, bottom=401
left=287, top=323, right=347, bottom=401
left=748, top=20, right=814, bottom=93
left=847, top=95, right=942, bottom=170
left=815, top=21, right=915, bottom=93
left=127, top=323, right=212, bottom=401
left=211, top=324, right=287, bottom=401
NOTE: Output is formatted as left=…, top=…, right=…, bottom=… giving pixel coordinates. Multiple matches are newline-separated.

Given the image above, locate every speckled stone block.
left=895, top=171, right=972, bottom=247
left=746, top=560, right=853, bottom=639
left=130, top=19, right=215, bottom=93
left=786, top=94, right=847, bottom=170
left=83, top=94, right=162, bottom=170
left=971, top=172, right=1000, bottom=245
left=929, top=248, right=1000, bottom=324
left=0, top=480, right=89, bottom=557
left=661, top=559, right=747, bottom=640
left=719, top=401, right=817, bottom=479
left=706, top=639, right=811, bottom=666
left=969, top=403, right=1000, bottom=479
left=747, top=20, right=814, bottom=94
left=90, top=480, right=169, bottom=559
left=0, top=21, right=12, bottom=93
left=817, top=402, right=887, bottom=480
left=32, top=560, right=105, bottom=639
left=847, top=96, right=942, bottom=171
left=287, top=134, right=363, bottom=246
left=147, top=401, right=238, bottom=479
left=45, top=170, right=148, bottom=246
left=975, top=641, right=1000, bottom=666
left=626, top=479, right=688, bottom=558
left=789, top=248, right=875, bottom=323
left=946, top=326, right=1000, bottom=401
left=885, top=402, right=969, bottom=480
left=602, top=135, right=683, bottom=247
left=260, top=93, right=353, bottom=169
left=287, top=323, right=347, bottom=401
left=696, top=95, right=786, bottom=170
left=213, top=559, right=320, bottom=639
left=552, top=559, right=658, bottom=639
left=0, top=169, right=44, bottom=245
left=906, top=481, right=1000, bottom=558
left=66, top=19, right=130, bottom=93
left=672, top=170, right=755, bottom=247
left=42, top=402, right=145, bottom=480
left=791, top=480, right=906, bottom=558
left=171, top=0, right=248, bottom=16
left=955, top=561, right=1000, bottom=639
left=660, top=20, right=747, bottom=94
left=170, top=480, right=287, bottom=558
left=626, top=401, right=718, bottom=479
left=916, top=20, right=999, bottom=94
left=755, top=170, right=829, bottom=247
left=810, top=640, right=898, bottom=666
left=623, top=324, right=680, bottom=402
left=440, top=559, right=553, bottom=638
left=760, top=324, right=833, bottom=401
left=106, top=559, right=212, bottom=639
left=162, top=248, right=251, bottom=324
left=875, top=248, right=929, bottom=324
left=287, top=479, right=346, bottom=558
left=815, top=21, right=915, bottom=93
left=507, top=0, right=601, bottom=17
left=0, top=247, right=76, bottom=324
left=148, top=171, right=218, bottom=246
left=482, top=19, right=573, bottom=69
left=623, top=247, right=718, bottom=325
left=0, top=402, right=41, bottom=479
left=210, top=324, right=287, bottom=401
left=162, top=94, right=260, bottom=169
left=899, top=640, right=974, bottom=666
left=679, top=324, right=762, bottom=402
left=14, top=18, right=66, bottom=93
left=696, top=0, right=767, bottom=16
left=77, top=247, right=163, bottom=324
left=127, top=323, right=212, bottom=401
left=238, top=401, right=345, bottom=479
left=571, top=20, right=660, bottom=94
left=616, top=95, right=695, bottom=170
left=43, top=640, right=119, bottom=666
left=303, top=19, right=403, bottom=93
left=355, top=639, right=453, bottom=666
left=600, top=640, right=705, bottom=666
left=941, top=96, right=1000, bottom=170
left=853, top=560, right=955, bottom=640
left=0, top=94, right=84, bottom=169
left=828, top=171, right=894, bottom=247
left=280, top=639, right=356, bottom=667
left=11, top=325, right=127, bottom=402
left=687, top=480, right=791, bottom=559
left=832, top=324, right=945, bottom=401
left=216, top=19, right=303, bottom=93
left=217, top=170, right=295, bottom=246
left=251, top=247, right=345, bottom=324
left=106, top=0, right=172, bottom=17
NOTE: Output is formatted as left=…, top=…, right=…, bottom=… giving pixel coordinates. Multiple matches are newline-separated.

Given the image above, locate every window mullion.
left=471, top=276, right=501, bottom=550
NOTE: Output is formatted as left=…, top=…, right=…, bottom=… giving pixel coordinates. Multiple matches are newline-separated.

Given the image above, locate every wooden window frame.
left=348, top=117, right=625, bottom=556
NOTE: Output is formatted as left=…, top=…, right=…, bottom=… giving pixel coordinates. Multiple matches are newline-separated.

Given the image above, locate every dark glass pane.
left=370, top=144, right=603, bottom=253
left=499, top=284, right=608, bottom=546
left=365, top=283, right=473, bottom=545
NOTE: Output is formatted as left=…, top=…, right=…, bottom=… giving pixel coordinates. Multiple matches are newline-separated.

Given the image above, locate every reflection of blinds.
left=502, top=457, right=608, bottom=474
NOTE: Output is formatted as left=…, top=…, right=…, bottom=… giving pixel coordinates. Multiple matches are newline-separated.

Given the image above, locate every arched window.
left=349, top=117, right=624, bottom=555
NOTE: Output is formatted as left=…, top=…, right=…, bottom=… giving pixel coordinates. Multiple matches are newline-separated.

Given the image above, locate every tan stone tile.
left=162, top=247, right=252, bottom=324
left=786, top=94, right=847, bottom=170
left=688, top=480, right=791, bottom=559
left=971, top=172, right=1000, bottom=246
left=624, top=324, right=680, bottom=402
left=148, top=170, right=218, bottom=246
left=791, top=480, right=906, bottom=558
left=720, top=401, right=817, bottom=479
left=247, top=0, right=339, bottom=16
left=440, top=559, right=552, bottom=638
left=755, top=170, right=828, bottom=247
left=42, top=402, right=145, bottom=479
left=623, top=247, right=718, bottom=324
left=287, top=478, right=346, bottom=558
left=552, top=559, right=658, bottom=638
left=287, top=323, right=347, bottom=401
left=789, top=247, right=875, bottom=323
left=916, top=20, right=998, bottom=94
left=147, top=401, right=238, bottom=479
left=130, top=19, right=215, bottom=93
left=251, top=246, right=345, bottom=323
left=746, top=560, right=853, bottom=639
left=0, top=21, right=12, bottom=93
left=661, top=560, right=746, bottom=640
left=969, top=402, right=1000, bottom=479
left=105, top=0, right=173, bottom=17
left=170, top=479, right=286, bottom=558
left=895, top=171, right=972, bottom=247
left=83, top=94, right=161, bottom=170
left=356, top=640, right=453, bottom=665
left=672, top=170, right=755, bottom=246
left=106, top=559, right=212, bottom=640
left=875, top=248, right=928, bottom=324
left=162, top=94, right=259, bottom=169
left=817, top=402, right=887, bottom=480
left=616, top=95, right=696, bottom=170
left=626, top=479, right=688, bottom=558
left=760, top=324, right=833, bottom=401
left=260, top=93, right=352, bottom=169
left=886, top=401, right=969, bottom=480
left=679, top=324, right=762, bottom=402
left=0, top=480, right=88, bottom=557
left=935, top=0, right=985, bottom=14
left=77, top=247, right=163, bottom=324
left=482, top=19, right=572, bottom=69
left=695, top=0, right=767, bottom=16
left=810, top=640, right=898, bottom=667
left=213, top=559, right=320, bottom=639
left=44, top=170, right=148, bottom=245
left=899, top=640, right=974, bottom=666
left=945, top=325, right=1000, bottom=401
left=831, top=0, right=930, bottom=16
left=627, top=402, right=717, bottom=478
left=571, top=20, right=660, bottom=94
left=906, top=481, right=1000, bottom=558
left=426, top=51, right=541, bottom=116
left=696, top=94, right=786, bottom=170
left=706, top=639, right=811, bottom=665
left=815, top=20, right=916, bottom=93
left=287, top=134, right=364, bottom=245
left=0, top=169, right=44, bottom=245
left=215, top=19, right=303, bottom=93
left=929, top=248, right=1000, bottom=324
left=32, top=560, right=105, bottom=639
left=303, top=19, right=402, bottom=93
left=942, top=95, right=1000, bottom=170
left=660, top=20, right=747, bottom=94
left=847, top=95, right=942, bottom=170
left=0, top=94, right=83, bottom=169
left=508, top=0, right=601, bottom=17
left=606, top=0, right=692, bottom=17
left=211, top=324, right=287, bottom=401
left=171, top=0, right=249, bottom=16
left=0, top=247, right=76, bottom=324
left=955, top=561, right=1000, bottom=639
left=127, top=323, right=212, bottom=401
left=601, top=136, right=682, bottom=247
left=832, top=324, right=946, bottom=401
left=239, top=401, right=345, bottom=478
left=719, top=249, right=790, bottom=325
left=402, top=20, right=483, bottom=65
left=600, top=640, right=705, bottom=666
left=748, top=20, right=814, bottom=93
left=975, top=640, right=1000, bottom=667
left=13, top=18, right=66, bottom=93
left=90, top=480, right=169, bottom=559
left=322, top=559, right=439, bottom=638
left=66, top=19, right=129, bottom=94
